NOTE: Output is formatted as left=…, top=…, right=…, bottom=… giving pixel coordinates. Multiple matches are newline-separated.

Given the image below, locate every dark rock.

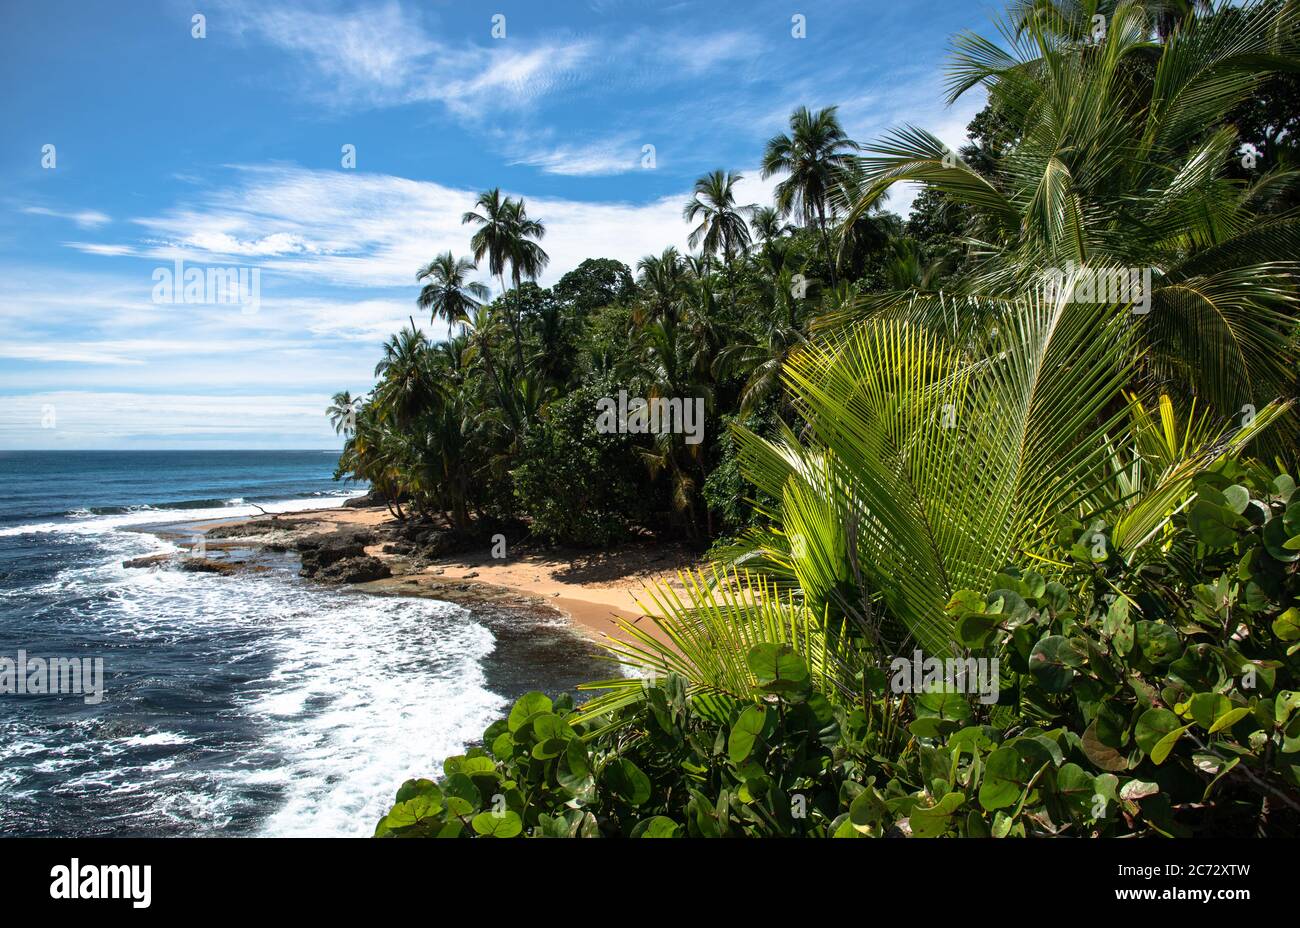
left=296, top=530, right=377, bottom=576
left=416, top=529, right=475, bottom=558
left=206, top=520, right=282, bottom=539
left=343, top=490, right=387, bottom=508
left=180, top=558, right=242, bottom=575
left=123, top=554, right=172, bottom=569
left=319, top=555, right=391, bottom=583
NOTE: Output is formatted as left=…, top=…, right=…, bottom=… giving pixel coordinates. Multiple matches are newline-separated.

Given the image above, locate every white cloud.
left=109, top=165, right=706, bottom=290
left=0, top=391, right=340, bottom=449
left=229, top=0, right=595, bottom=116
left=24, top=207, right=111, bottom=229
left=509, top=135, right=644, bottom=177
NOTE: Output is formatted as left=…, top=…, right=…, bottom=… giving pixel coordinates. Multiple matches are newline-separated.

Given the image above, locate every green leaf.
left=1208, top=707, right=1251, bottom=734
left=557, top=738, right=592, bottom=793
left=1150, top=726, right=1188, bottom=765
left=1135, top=621, right=1181, bottom=665
left=532, top=712, right=571, bottom=742
left=471, top=810, right=522, bottom=838
left=1188, top=693, right=1232, bottom=730
left=979, top=746, right=1035, bottom=811
left=1263, top=518, right=1300, bottom=562
left=1223, top=485, right=1250, bottom=514
left=508, top=692, right=552, bottom=733
left=1136, top=708, right=1182, bottom=757
left=745, top=643, right=808, bottom=691
left=728, top=704, right=767, bottom=764
left=1055, top=763, right=1098, bottom=818
left=631, top=816, right=680, bottom=838
left=1272, top=608, right=1300, bottom=642
left=1028, top=635, right=1083, bottom=691
left=909, top=792, right=964, bottom=837
left=1188, top=499, right=1246, bottom=549
left=603, top=758, right=651, bottom=807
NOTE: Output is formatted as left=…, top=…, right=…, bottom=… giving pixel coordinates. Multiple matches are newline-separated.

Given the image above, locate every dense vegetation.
left=355, top=0, right=1300, bottom=837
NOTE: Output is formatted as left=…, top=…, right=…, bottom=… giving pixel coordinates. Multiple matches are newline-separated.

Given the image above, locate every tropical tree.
left=597, top=282, right=1288, bottom=703
left=635, top=246, right=687, bottom=326
left=761, top=105, right=860, bottom=286
left=684, top=170, right=753, bottom=308
left=416, top=252, right=489, bottom=332
left=372, top=326, right=437, bottom=429
left=838, top=0, right=1300, bottom=450
left=326, top=390, right=360, bottom=436
left=462, top=188, right=550, bottom=371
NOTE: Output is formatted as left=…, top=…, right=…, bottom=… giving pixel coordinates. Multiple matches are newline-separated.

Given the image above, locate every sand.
left=163, top=504, right=699, bottom=650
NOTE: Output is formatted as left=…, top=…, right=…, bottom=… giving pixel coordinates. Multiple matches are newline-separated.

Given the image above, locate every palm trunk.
left=817, top=202, right=838, bottom=288
left=500, top=272, right=526, bottom=373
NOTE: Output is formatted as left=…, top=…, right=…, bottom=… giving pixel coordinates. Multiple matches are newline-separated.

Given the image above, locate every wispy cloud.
left=23, top=207, right=111, bottom=229
left=228, top=0, right=595, bottom=115
left=507, top=133, right=647, bottom=176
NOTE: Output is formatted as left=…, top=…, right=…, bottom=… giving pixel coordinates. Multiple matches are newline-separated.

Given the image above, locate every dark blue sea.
left=0, top=451, right=604, bottom=836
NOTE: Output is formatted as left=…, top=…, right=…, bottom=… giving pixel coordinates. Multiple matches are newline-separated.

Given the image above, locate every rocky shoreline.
left=125, top=504, right=696, bottom=646
left=126, top=506, right=572, bottom=618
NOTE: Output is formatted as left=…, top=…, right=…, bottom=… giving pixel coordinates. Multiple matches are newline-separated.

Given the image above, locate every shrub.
left=512, top=376, right=655, bottom=546
left=377, top=465, right=1299, bottom=837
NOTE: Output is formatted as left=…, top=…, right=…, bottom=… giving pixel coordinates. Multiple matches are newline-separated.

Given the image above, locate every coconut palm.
left=462, top=189, right=550, bottom=371
left=635, top=246, right=687, bottom=326
left=372, top=326, right=437, bottom=429
left=837, top=0, right=1300, bottom=449
left=416, top=252, right=489, bottom=332
left=326, top=390, right=360, bottom=436
left=684, top=171, right=753, bottom=312
left=584, top=279, right=1288, bottom=710
left=761, top=105, right=861, bottom=286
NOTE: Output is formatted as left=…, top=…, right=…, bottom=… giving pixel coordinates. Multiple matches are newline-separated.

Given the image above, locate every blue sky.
left=0, top=0, right=994, bottom=449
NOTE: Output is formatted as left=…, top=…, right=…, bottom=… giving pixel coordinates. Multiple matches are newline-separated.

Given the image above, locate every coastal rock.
left=319, top=555, right=391, bottom=584
left=343, top=490, right=389, bottom=508
left=179, top=557, right=243, bottom=575
left=123, top=554, right=172, bottom=569
left=296, top=531, right=377, bottom=576
left=414, top=529, right=474, bottom=558
left=206, top=519, right=283, bottom=540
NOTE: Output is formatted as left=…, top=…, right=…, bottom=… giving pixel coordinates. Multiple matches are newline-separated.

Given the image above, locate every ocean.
left=0, top=450, right=607, bottom=837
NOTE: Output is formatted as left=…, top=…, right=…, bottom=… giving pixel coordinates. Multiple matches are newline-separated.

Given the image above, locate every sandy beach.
left=154, top=503, right=699, bottom=650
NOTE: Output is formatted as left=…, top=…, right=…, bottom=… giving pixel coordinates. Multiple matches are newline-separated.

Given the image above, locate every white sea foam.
left=1, top=492, right=512, bottom=837
left=0, top=492, right=365, bottom=539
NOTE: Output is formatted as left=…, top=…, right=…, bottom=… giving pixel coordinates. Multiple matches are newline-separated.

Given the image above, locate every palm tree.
left=684, top=170, right=753, bottom=311
left=760, top=105, right=860, bottom=286
left=684, top=170, right=753, bottom=265
left=635, top=316, right=714, bottom=540
left=372, top=326, right=437, bottom=429
left=635, top=246, right=686, bottom=326
left=839, top=0, right=1300, bottom=449
left=586, top=287, right=1287, bottom=708
left=502, top=198, right=549, bottom=290
left=416, top=252, right=489, bottom=332
left=326, top=390, right=361, bottom=436
left=461, top=188, right=512, bottom=289
left=462, top=189, right=549, bottom=372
